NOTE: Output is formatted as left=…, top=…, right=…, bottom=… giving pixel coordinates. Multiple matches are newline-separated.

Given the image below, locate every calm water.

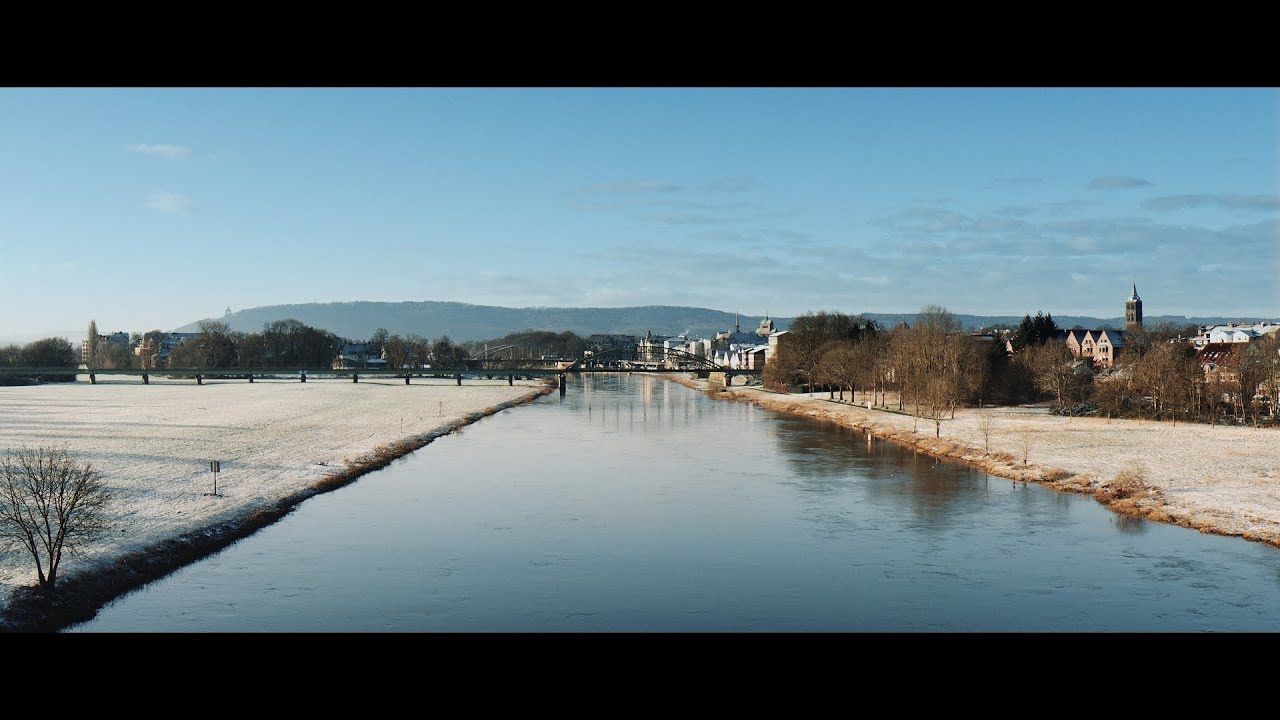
left=67, top=374, right=1280, bottom=632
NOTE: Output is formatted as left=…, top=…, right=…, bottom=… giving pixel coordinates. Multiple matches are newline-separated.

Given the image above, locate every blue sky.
left=1, top=87, right=1276, bottom=341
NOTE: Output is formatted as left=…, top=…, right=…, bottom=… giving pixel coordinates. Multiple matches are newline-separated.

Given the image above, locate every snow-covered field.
left=719, top=385, right=1280, bottom=548
left=0, top=375, right=548, bottom=616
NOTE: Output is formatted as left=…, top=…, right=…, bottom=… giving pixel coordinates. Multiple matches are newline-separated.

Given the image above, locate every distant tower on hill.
left=756, top=314, right=776, bottom=338
left=1125, top=282, right=1143, bottom=332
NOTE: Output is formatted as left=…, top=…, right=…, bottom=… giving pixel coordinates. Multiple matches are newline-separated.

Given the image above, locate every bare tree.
left=1091, top=372, right=1130, bottom=422
left=1259, top=334, right=1280, bottom=422
left=901, top=305, right=963, bottom=437
left=406, top=334, right=432, bottom=369
left=0, top=446, right=113, bottom=592
left=1135, top=342, right=1197, bottom=421
left=1026, top=341, right=1082, bottom=409
left=382, top=334, right=411, bottom=370
left=1238, top=340, right=1272, bottom=427
left=978, top=412, right=993, bottom=454
left=818, top=342, right=862, bottom=402
left=1018, top=430, right=1035, bottom=465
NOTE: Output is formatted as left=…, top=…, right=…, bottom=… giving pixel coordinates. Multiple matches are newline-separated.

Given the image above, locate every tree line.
left=4, top=322, right=604, bottom=379
left=161, top=320, right=484, bottom=370
left=763, top=305, right=1280, bottom=433
left=0, top=337, right=80, bottom=383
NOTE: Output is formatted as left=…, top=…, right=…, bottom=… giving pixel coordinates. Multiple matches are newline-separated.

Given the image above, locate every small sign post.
left=206, top=460, right=222, bottom=497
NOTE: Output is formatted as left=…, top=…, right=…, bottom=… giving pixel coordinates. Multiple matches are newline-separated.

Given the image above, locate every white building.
left=332, top=342, right=387, bottom=370
left=1196, top=321, right=1280, bottom=346
left=712, top=342, right=769, bottom=370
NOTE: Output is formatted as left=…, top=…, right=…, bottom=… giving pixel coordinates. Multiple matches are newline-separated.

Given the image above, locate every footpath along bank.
left=0, top=376, right=555, bottom=632
left=665, top=374, right=1280, bottom=551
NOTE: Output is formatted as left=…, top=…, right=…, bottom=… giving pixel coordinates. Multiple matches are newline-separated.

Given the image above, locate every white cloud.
left=28, top=261, right=77, bottom=274
left=1067, top=236, right=1098, bottom=252
left=987, top=176, right=1043, bottom=189
left=127, top=144, right=192, bottom=160
left=145, top=191, right=195, bottom=214
left=1071, top=272, right=1089, bottom=283
left=582, top=180, right=681, bottom=194
left=1088, top=176, right=1152, bottom=189
left=702, top=177, right=761, bottom=192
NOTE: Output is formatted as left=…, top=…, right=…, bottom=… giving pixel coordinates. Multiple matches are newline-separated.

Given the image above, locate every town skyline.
left=2, top=87, right=1276, bottom=339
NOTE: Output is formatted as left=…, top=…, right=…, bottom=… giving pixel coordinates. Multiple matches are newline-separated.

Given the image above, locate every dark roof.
left=1095, top=329, right=1124, bottom=345
left=1197, top=342, right=1244, bottom=368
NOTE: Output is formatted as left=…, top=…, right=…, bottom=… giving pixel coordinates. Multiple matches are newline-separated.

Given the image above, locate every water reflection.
left=772, top=416, right=989, bottom=530
left=1112, top=513, right=1149, bottom=535
left=66, top=372, right=1280, bottom=633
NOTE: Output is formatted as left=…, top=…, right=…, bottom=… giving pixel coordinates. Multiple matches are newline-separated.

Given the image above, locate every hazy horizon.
left=4, top=299, right=1275, bottom=347
left=3, top=87, right=1276, bottom=339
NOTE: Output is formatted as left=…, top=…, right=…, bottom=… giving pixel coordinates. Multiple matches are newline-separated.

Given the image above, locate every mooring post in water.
left=559, top=373, right=566, bottom=395
left=353, top=373, right=358, bottom=383
left=196, top=373, right=202, bottom=385
left=248, top=374, right=254, bottom=383
left=89, top=373, right=96, bottom=384
left=300, top=370, right=306, bottom=383
left=456, top=373, right=462, bottom=386
left=508, top=374, right=513, bottom=386
left=405, top=374, right=410, bottom=385
left=141, top=373, right=149, bottom=385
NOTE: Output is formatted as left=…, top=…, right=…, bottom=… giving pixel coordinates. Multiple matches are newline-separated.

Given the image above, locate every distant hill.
left=178, top=302, right=795, bottom=343
left=857, top=313, right=1271, bottom=333
left=175, top=302, right=1275, bottom=344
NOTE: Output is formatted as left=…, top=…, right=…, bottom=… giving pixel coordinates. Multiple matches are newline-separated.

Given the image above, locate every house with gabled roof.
left=1062, top=328, right=1125, bottom=369
left=1093, top=329, right=1124, bottom=368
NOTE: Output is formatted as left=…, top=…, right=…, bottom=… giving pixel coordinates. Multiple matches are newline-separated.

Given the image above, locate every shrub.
left=1096, top=462, right=1149, bottom=503
left=1042, top=468, right=1071, bottom=482
left=1054, top=402, right=1098, bottom=417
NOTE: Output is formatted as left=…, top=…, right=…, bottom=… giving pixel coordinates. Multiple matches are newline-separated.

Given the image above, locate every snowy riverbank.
left=0, top=375, right=552, bottom=629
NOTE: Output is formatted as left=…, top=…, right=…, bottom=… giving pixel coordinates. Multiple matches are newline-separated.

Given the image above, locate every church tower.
left=1125, top=283, right=1143, bottom=332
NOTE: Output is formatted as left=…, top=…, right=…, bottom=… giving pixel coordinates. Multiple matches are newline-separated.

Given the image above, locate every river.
left=66, top=373, right=1280, bottom=632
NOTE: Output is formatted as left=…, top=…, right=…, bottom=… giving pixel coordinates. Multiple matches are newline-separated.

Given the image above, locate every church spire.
left=1125, top=280, right=1143, bottom=331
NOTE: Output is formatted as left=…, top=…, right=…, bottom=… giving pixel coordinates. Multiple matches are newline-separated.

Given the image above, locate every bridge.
left=0, top=345, right=763, bottom=387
